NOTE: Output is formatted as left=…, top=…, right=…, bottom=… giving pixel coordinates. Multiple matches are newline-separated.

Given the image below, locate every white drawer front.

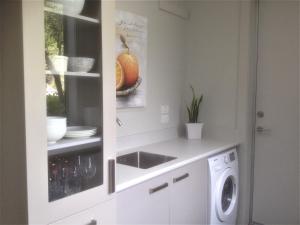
left=50, top=199, right=116, bottom=225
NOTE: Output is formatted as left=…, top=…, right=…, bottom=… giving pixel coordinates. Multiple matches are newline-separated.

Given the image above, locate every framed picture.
left=115, top=10, right=147, bottom=108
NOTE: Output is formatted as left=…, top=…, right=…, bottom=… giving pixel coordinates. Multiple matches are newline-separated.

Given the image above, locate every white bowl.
left=49, top=55, right=68, bottom=74
left=46, top=0, right=85, bottom=15
left=68, top=57, right=95, bottom=72
left=47, top=117, right=67, bottom=144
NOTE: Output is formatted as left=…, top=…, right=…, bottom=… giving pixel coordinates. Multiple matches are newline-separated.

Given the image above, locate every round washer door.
left=215, top=168, right=238, bottom=222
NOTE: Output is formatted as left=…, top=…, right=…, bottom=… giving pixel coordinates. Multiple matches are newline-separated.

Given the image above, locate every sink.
left=117, top=151, right=177, bottom=169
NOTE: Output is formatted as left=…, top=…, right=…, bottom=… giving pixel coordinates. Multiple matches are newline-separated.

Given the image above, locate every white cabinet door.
left=117, top=174, right=170, bottom=225
left=117, top=159, right=208, bottom=225
left=50, top=199, right=116, bottom=225
left=170, top=160, right=208, bottom=225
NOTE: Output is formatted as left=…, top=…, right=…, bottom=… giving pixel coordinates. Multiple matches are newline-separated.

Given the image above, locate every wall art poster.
left=115, top=10, right=147, bottom=108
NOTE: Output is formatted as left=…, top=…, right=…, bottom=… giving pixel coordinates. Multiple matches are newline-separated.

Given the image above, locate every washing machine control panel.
left=229, top=152, right=235, bottom=161
left=224, top=155, right=230, bottom=163
left=209, top=149, right=237, bottom=172
left=224, top=152, right=236, bottom=163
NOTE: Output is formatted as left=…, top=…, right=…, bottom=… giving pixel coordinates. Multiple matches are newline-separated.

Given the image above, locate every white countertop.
left=116, top=138, right=238, bottom=192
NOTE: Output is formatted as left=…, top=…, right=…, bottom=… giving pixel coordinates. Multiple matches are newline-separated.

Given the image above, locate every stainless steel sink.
left=117, top=151, right=177, bottom=169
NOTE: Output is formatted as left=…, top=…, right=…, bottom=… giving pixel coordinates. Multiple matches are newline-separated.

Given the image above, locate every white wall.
left=183, top=1, right=240, bottom=139
left=116, top=0, right=187, bottom=151
left=184, top=1, right=256, bottom=224
left=115, top=1, right=256, bottom=223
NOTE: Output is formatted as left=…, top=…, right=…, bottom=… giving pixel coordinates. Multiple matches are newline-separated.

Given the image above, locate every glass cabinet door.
left=44, top=0, right=103, bottom=202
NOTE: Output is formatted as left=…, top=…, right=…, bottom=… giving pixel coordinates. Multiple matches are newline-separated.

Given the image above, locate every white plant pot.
left=185, top=123, right=203, bottom=140
left=46, top=0, right=86, bottom=15
left=47, top=117, right=67, bottom=144
left=49, top=55, right=68, bottom=74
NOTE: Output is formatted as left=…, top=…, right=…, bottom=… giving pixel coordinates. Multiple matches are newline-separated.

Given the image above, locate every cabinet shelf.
left=46, top=70, right=100, bottom=78
left=44, top=6, right=100, bottom=24
left=48, top=136, right=102, bottom=155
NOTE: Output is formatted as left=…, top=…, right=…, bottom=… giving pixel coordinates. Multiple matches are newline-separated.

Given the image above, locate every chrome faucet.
left=116, top=117, right=122, bottom=127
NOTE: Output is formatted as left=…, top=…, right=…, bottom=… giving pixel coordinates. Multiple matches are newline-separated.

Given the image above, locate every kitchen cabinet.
left=50, top=199, right=116, bottom=225
left=117, top=173, right=170, bottom=224
left=1, top=0, right=116, bottom=224
left=117, top=159, right=208, bottom=225
left=170, top=160, right=208, bottom=224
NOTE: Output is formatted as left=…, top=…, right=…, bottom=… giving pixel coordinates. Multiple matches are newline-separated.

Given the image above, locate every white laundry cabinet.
left=117, top=159, right=208, bottom=224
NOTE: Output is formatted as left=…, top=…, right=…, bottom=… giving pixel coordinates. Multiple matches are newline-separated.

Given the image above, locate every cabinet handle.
left=149, top=182, right=168, bottom=194
left=173, top=173, right=189, bottom=183
left=108, top=159, right=115, bottom=194
left=86, top=219, right=97, bottom=225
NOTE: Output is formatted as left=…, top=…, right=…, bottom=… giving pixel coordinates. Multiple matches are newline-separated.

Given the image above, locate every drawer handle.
left=149, top=182, right=168, bottom=194
left=108, top=159, right=115, bottom=194
left=85, top=219, right=97, bottom=225
left=173, top=173, right=189, bottom=183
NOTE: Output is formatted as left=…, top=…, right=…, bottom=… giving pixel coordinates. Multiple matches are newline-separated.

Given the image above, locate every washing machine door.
left=215, top=168, right=238, bottom=222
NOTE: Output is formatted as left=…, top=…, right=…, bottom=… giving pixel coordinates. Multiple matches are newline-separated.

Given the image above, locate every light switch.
left=160, top=105, right=169, bottom=114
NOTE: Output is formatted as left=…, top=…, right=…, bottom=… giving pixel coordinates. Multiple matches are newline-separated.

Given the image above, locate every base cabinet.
left=50, top=199, right=116, bottom=225
left=117, top=159, right=208, bottom=225
left=117, top=174, right=169, bottom=224
left=170, top=160, right=208, bottom=224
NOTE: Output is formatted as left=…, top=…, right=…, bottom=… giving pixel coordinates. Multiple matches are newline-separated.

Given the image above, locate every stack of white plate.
left=65, top=126, right=97, bottom=138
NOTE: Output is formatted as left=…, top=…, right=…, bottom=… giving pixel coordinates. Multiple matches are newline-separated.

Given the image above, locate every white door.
left=253, top=1, right=299, bottom=224
left=170, top=160, right=208, bottom=224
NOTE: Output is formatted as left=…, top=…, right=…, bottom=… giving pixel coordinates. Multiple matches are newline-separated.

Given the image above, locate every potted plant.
left=186, top=86, right=203, bottom=139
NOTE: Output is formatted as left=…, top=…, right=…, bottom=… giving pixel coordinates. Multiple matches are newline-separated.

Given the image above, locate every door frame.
left=249, top=0, right=259, bottom=224
left=298, top=1, right=300, bottom=222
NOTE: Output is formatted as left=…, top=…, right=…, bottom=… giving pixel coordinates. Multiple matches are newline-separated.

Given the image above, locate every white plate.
left=65, top=134, right=96, bottom=138
left=65, top=126, right=97, bottom=138
left=65, top=131, right=96, bottom=136
left=67, top=126, right=97, bottom=132
left=66, top=131, right=96, bottom=135
left=65, top=133, right=96, bottom=138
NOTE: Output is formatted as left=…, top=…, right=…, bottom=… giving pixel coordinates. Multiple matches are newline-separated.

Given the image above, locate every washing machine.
left=208, top=149, right=239, bottom=225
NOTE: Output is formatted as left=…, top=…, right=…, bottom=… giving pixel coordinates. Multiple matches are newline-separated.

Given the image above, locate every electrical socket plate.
left=160, top=105, right=169, bottom=114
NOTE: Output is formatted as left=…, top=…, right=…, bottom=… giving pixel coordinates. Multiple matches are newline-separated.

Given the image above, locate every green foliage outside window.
left=45, top=12, right=66, bottom=116
left=45, top=12, right=64, bottom=56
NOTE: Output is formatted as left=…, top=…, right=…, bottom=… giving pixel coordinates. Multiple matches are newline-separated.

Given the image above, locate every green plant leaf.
left=186, top=86, right=203, bottom=123
left=186, top=105, right=192, bottom=123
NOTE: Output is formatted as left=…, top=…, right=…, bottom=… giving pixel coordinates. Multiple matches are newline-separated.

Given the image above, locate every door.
left=170, top=160, right=208, bottom=224
left=253, top=1, right=299, bottom=224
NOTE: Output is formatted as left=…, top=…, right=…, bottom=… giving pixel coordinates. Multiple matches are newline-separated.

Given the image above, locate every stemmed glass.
left=83, top=156, right=97, bottom=179
left=49, top=159, right=64, bottom=200
left=65, top=157, right=81, bottom=194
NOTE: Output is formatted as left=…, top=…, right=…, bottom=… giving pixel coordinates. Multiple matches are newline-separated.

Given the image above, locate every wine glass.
left=83, top=156, right=97, bottom=179
left=49, top=160, right=64, bottom=200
